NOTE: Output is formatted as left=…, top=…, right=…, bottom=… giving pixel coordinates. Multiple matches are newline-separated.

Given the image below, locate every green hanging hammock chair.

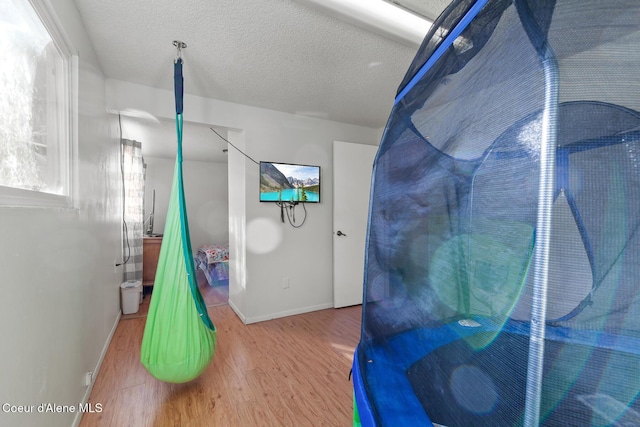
left=140, top=51, right=217, bottom=383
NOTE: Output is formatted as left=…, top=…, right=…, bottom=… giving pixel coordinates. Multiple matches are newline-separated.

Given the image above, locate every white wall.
left=0, top=1, right=120, bottom=427
left=107, top=79, right=380, bottom=323
left=143, top=157, right=228, bottom=250
left=227, top=130, right=248, bottom=316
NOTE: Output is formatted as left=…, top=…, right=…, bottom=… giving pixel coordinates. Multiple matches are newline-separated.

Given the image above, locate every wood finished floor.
left=80, top=273, right=361, bottom=427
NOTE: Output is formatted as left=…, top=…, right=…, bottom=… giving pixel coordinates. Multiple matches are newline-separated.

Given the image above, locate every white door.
left=333, top=140, right=378, bottom=308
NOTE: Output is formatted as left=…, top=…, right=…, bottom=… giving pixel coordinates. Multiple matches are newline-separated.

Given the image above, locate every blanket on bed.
left=198, top=244, right=229, bottom=264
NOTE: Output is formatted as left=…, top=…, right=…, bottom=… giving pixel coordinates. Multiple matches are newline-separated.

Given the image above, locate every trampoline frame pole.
left=523, top=51, right=559, bottom=426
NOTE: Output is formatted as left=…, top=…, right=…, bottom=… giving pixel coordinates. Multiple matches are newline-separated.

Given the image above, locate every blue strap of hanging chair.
left=174, top=59, right=184, bottom=115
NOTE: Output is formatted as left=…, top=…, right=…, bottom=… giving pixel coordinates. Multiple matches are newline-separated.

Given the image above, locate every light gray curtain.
left=122, top=138, right=145, bottom=282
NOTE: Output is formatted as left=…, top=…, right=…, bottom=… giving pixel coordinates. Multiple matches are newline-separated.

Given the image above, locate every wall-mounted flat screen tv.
left=259, top=161, right=320, bottom=203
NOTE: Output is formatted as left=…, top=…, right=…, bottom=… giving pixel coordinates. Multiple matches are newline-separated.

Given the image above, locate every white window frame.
left=0, top=0, right=78, bottom=208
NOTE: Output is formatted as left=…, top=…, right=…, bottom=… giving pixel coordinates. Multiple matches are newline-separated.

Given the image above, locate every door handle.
left=336, top=230, right=347, bottom=236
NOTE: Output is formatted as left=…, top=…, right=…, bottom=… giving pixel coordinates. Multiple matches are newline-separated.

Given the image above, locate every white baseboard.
left=227, top=298, right=247, bottom=323
left=244, top=302, right=334, bottom=324
left=72, top=310, right=121, bottom=427
left=227, top=298, right=334, bottom=325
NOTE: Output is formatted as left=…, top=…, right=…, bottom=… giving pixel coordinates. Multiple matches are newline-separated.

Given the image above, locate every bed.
left=195, top=244, right=229, bottom=287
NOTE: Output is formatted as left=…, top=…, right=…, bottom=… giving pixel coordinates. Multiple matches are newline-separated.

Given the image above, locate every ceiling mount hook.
left=173, top=40, right=187, bottom=62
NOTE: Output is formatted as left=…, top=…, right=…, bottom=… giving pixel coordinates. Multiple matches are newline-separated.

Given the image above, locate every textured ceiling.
left=73, top=0, right=448, bottom=129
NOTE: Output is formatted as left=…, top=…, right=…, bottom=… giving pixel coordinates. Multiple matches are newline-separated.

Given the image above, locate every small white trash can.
left=120, top=280, right=142, bottom=314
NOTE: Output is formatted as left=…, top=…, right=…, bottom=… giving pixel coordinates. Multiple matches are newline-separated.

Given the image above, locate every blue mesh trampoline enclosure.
left=352, top=1, right=640, bottom=426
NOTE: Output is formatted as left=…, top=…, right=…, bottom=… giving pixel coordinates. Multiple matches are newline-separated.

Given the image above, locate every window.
left=0, top=0, right=75, bottom=207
